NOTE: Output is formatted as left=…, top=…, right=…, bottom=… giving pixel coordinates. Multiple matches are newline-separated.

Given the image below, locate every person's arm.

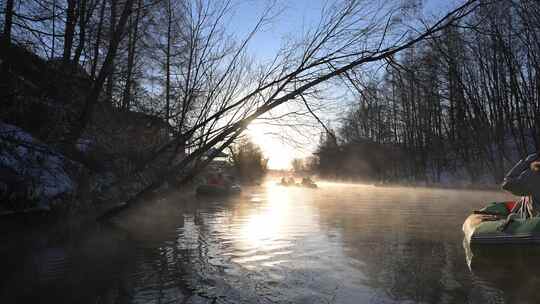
left=505, top=153, right=538, bottom=178
left=502, top=170, right=533, bottom=196
left=502, top=153, right=538, bottom=196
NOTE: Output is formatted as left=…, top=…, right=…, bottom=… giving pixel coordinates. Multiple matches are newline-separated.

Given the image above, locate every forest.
left=0, top=0, right=522, bottom=213
left=315, top=1, right=540, bottom=186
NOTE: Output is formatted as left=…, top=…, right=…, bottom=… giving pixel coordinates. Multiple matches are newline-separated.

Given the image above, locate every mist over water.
left=3, top=180, right=539, bottom=303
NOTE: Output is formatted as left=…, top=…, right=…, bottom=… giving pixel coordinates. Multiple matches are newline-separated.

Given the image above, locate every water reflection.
left=237, top=186, right=292, bottom=252
left=2, top=181, right=535, bottom=303
left=464, top=243, right=540, bottom=303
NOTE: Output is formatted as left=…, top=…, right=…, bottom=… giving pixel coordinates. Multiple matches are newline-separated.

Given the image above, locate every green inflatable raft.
left=196, top=184, right=241, bottom=196
left=463, top=201, right=540, bottom=244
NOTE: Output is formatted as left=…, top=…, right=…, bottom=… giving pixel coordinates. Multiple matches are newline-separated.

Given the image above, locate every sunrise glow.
left=246, top=124, right=297, bottom=170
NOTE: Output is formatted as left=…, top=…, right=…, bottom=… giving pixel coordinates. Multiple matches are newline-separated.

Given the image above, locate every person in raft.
left=216, top=173, right=226, bottom=187
left=207, top=173, right=219, bottom=186
left=501, top=152, right=540, bottom=220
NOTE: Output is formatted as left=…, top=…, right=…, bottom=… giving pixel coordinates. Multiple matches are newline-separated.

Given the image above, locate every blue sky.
left=226, top=0, right=464, bottom=169
left=226, top=0, right=331, bottom=169
left=230, top=0, right=327, bottom=60
left=229, top=0, right=457, bottom=60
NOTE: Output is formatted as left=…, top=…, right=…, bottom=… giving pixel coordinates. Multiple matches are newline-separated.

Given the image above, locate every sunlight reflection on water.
left=4, top=179, right=538, bottom=304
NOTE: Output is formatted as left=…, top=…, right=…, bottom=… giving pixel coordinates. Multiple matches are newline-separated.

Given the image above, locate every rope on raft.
left=497, top=196, right=535, bottom=232
left=510, top=196, right=535, bottom=219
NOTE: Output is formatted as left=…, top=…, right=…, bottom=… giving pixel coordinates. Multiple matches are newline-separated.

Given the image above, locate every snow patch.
left=0, top=122, right=75, bottom=207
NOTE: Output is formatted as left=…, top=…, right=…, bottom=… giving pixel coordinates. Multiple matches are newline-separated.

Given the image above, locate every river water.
left=2, top=181, right=540, bottom=303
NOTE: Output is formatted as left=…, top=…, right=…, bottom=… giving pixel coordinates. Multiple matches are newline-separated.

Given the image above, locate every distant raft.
left=463, top=201, right=540, bottom=244
left=301, top=181, right=318, bottom=188
left=277, top=181, right=318, bottom=188
left=196, top=184, right=242, bottom=196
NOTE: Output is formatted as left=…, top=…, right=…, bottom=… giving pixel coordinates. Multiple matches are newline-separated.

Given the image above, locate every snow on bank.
left=0, top=122, right=75, bottom=208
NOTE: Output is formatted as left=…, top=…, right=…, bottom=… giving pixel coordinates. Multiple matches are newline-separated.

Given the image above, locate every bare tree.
left=1, top=0, right=480, bottom=203
left=121, top=0, right=142, bottom=109
left=67, top=0, right=136, bottom=143
left=62, top=0, right=78, bottom=64
left=315, top=0, right=540, bottom=184
left=95, top=0, right=478, bottom=204
left=2, top=0, right=15, bottom=47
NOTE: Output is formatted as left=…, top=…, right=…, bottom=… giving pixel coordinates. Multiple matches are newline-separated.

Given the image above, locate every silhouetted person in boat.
left=302, top=176, right=314, bottom=185
left=207, top=173, right=225, bottom=186
left=215, top=173, right=226, bottom=186
left=502, top=152, right=540, bottom=219
left=207, top=174, right=217, bottom=185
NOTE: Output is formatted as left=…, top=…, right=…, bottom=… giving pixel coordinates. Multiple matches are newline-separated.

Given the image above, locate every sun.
left=246, top=123, right=293, bottom=170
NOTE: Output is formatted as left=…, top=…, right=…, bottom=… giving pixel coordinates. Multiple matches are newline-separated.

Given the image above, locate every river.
left=2, top=181, right=540, bottom=303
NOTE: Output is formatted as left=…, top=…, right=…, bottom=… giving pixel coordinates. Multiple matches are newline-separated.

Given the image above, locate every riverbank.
left=0, top=176, right=196, bottom=226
